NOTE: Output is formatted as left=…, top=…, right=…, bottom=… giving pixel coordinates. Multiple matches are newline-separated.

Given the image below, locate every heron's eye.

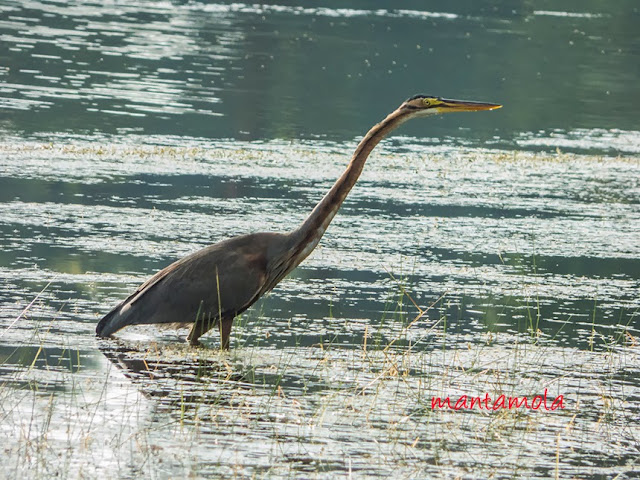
left=422, top=98, right=433, bottom=107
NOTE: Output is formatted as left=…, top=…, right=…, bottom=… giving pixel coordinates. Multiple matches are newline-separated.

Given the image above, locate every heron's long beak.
left=438, top=98, right=502, bottom=112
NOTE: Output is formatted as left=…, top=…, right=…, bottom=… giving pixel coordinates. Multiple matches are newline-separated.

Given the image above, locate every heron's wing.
left=122, top=260, right=184, bottom=308
left=96, top=257, right=196, bottom=336
left=97, top=233, right=285, bottom=337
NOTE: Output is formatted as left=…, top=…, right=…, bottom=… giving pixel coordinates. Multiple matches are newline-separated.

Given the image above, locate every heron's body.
left=97, top=95, right=501, bottom=348
left=97, top=233, right=291, bottom=347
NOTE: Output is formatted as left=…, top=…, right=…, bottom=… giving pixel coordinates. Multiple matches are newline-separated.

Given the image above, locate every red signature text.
left=431, top=389, right=565, bottom=411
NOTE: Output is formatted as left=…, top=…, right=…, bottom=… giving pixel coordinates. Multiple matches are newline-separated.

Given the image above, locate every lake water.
left=1, top=1, right=639, bottom=479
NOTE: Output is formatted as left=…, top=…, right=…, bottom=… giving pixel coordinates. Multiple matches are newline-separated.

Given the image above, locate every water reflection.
left=99, top=341, right=251, bottom=412
left=98, top=340, right=339, bottom=415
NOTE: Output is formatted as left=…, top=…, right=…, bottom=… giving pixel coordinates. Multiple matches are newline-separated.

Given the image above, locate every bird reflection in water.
left=99, top=341, right=251, bottom=417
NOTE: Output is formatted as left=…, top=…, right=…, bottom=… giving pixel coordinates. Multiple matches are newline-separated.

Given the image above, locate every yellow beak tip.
left=439, top=100, right=503, bottom=112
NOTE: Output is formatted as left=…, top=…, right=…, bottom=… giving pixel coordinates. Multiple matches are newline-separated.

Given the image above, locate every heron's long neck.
left=288, top=108, right=408, bottom=267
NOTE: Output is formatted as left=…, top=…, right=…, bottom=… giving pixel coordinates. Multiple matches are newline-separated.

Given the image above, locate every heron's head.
left=399, top=94, right=501, bottom=118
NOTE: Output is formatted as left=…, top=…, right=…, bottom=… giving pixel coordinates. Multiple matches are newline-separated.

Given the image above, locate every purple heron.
left=96, top=95, right=501, bottom=348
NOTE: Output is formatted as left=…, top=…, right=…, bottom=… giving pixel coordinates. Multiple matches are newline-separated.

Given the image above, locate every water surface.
left=1, top=1, right=639, bottom=479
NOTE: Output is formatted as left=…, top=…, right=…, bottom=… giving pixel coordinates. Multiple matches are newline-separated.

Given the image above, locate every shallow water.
left=1, top=139, right=638, bottom=478
left=1, top=1, right=640, bottom=478
left=1, top=140, right=638, bottom=348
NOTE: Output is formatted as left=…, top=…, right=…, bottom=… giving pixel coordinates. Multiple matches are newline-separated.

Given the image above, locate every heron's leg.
left=219, top=317, right=233, bottom=351
left=187, top=313, right=217, bottom=346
